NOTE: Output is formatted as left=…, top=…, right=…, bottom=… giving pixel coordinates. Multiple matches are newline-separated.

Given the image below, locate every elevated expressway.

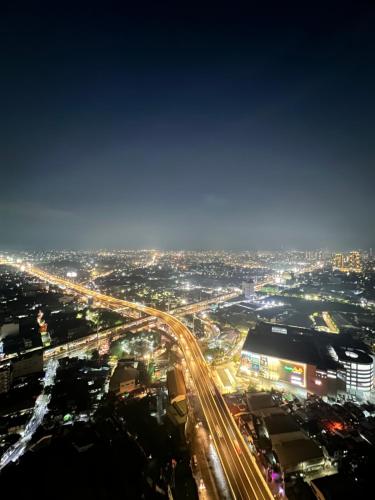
left=1, top=262, right=273, bottom=500
left=44, top=290, right=240, bottom=361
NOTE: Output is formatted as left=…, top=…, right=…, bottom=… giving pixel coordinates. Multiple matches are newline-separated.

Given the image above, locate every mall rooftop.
left=242, top=322, right=372, bottom=372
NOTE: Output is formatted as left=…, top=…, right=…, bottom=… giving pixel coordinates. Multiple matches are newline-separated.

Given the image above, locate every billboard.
left=240, top=351, right=306, bottom=388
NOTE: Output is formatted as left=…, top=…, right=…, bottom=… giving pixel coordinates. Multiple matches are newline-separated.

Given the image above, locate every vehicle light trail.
left=2, top=262, right=272, bottom=499
left=0, top=358, right=58, bottom=471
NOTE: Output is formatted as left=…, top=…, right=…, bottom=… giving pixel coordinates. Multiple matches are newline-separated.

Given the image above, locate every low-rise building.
left=310, top=473, right=356, bottom=500
left=0, top=322, right=19, bottom=338
left=263, top=413, right=302, bottom=445
left=166, top=366, right=187, bottom=430
left=0, top=362, right=12, bottom=393
left=274, top=438, right=325, bottom=476
left=109, top=360, right=139, bottom=395
left=12, top=349, right=44, bottom=378
left=166, top=366, right=186, bottom=405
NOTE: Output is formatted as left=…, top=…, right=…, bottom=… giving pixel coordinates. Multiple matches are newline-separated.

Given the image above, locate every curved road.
left=3, top=262, right=272, bottom=500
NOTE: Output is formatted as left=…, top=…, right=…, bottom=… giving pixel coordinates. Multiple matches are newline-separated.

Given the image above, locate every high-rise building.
left=332, top=253, right=344, bottom=270
left=242, top=281, right=255, bottom=299
left=348, top=251, right=362, bottom=272
left=333, top=251, right=362, bottom=273
left=37, top=310, right=51, bottom=347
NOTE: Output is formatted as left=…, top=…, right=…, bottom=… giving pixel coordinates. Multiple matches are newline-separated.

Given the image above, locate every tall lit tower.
left=37, top=310, right=51, bottom=347
left=333, top=253, right=344, bottom=271
left=348, top=251, right=362, bottom=272
left=242, top=281, right=255, bottom=299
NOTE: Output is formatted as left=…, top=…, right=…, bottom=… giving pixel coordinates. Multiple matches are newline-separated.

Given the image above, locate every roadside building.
left=0, top=362, right=12, bottom=393
left=246, top=392, right=282, bottom=417
left=12, top=348, right=44, bottom=378
left=166, top=366, right=186, bottom=405
left=240, top=322, right=374, bottom=398
left=166, top=366, right=188, bottom=434
left=109, top=360, right=139, bottom=395
left=263, top=413, right=301, bottom=444
left=332, top=346, right=374, bottom=394
left=0, top=322, right=19, bottom=339
left=310, top=473, right=356, bottom=500
left=253, top=393, right=326, bottom=481
left=274, top=438, right=325, bottom=476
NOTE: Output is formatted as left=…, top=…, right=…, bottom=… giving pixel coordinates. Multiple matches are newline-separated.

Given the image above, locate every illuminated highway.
left=0, top=359, right=58, bottom=470
left=42, top=290, right=239, bottom=360
left=0, top=263, right=239, bottom=362
left=1, top=262, right=272, bottom=499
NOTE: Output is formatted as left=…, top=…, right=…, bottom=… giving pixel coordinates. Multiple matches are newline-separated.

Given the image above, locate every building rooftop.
left=242, top=322, right=371, bottom=371
left=247, top=392, right=276, bottom=412
left=264, top=413, right=300, bottom=436
left=311, top=473, right=357, bottom=499
left=109, top=365, right=138, bottom=393
left=274, top=438, right=324, bottom=472
left=167, top=366, right=186, bottom=404
left=334, top=345, right=373, bottom=365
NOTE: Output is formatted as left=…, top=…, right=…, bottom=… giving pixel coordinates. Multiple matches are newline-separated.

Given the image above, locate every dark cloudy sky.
left=1, top=1, right=374, bottom=250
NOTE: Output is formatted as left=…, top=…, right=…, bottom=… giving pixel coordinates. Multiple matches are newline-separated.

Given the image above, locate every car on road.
left=199, top=479, right=206, bottom=491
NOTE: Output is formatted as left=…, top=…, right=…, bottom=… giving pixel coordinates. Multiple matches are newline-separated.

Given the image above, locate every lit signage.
left=283, top=364, right=304, bottom=374
left=240, top=351, right=306, bottom=388
left=272, top=326, right=287, bottom=335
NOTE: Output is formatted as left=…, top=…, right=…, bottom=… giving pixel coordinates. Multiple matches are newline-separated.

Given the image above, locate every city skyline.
left=1, top=2, right=375, bottom=491
left=1, top=244, right=375, bottom=497
left=1, top=3, right=375, bottom=249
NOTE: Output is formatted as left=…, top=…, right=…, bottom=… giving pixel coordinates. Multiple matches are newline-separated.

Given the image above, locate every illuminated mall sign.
left=240, top=351, right=307, bottom=388
left=283, top=364, right=304, bottom=374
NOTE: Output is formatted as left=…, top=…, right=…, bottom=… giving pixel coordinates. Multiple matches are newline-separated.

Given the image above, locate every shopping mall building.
left=240, top=322, right=374, bottom=398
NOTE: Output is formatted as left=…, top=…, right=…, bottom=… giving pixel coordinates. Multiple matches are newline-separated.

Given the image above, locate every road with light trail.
left=0, top=358, right=58, bottom=471
left=1, top=261, right=272, bottom=499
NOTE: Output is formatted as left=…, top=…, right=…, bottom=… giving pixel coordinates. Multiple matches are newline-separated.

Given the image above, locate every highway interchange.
left=1, top=261, right=273, bottom=499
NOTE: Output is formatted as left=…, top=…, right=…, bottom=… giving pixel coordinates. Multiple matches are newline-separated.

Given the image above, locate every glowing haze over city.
left=1, top=3, right=375, bottom=500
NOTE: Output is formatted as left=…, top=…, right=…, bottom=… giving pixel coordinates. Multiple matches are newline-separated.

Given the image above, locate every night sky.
left=1, top=2, right=375, bottom=250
